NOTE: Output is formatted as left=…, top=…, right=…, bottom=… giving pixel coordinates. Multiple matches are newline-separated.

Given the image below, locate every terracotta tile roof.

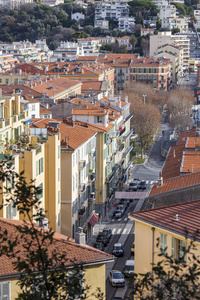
left=162, top=143, right=185, bottom=180
left=30, top=118, right=97, bottom=150
left=40, top=105, right=52, bottom=114
left=180, top=151, right=200, bottom=173
left=177, top=128, right=196, bottom=145
left=25, top=95, right=41, bottom=103
left=130, top=199, right=200, bottom=240
left=141, top=28, right=154, bottom=31
left=0, top=218, right=113, bottom=277
left=72, top=108, right=108, bottom=116
left=1, top=84, right=41, bottom=98
left=69, top=98, right=98, bottom=109
left=24, top=77, right=81, bottom=98
left=149, top=171, right=200, bottom=197
left=81, top=81, right=102, bottom=91
left=185, top=136, right=200, bottom=149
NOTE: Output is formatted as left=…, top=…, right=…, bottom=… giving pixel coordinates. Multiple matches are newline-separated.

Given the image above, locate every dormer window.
left=54, top=68, right=59, bottom=72
left=97, top=116, right=103, bottom=123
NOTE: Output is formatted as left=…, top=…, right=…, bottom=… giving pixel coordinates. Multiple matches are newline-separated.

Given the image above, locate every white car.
left=109, top=270, right=125, bottom=287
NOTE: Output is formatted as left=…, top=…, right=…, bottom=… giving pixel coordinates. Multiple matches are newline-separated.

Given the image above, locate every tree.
left=129, top=36, right=138, bottom=49
left=141, top=37, right=149, bottom=56
left=167, top=89, right=194, bottom=134
left=0, top=162, right=105, bottom=299
left=172, top=27, right=180, bottom=34
left=129, top=231, right=200, bottom=299
left=119, top=45, right=128, bottom=53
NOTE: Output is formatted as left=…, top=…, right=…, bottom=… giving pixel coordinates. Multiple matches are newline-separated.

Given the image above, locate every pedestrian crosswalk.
left=146, top=180, right=158, bottom=185
left=112, top=228, right=131, bottom=235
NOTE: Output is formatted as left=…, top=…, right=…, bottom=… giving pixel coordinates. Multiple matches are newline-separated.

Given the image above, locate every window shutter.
left=41, top=158, right=44, bottom=173
left=171, top=237, right=175, bottom=259
left=94, top=116, right=97, bottom=123
left=3, top=282, right=9, bottom=299
left=36, top=161, right=39, bottom=177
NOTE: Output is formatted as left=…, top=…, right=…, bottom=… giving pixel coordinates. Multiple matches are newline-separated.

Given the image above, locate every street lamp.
left=143, top=94, right=147, bottom=105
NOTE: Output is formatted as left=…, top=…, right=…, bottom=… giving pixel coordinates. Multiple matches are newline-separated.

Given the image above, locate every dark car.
left=103, top=227, right=112, bottom=240
left=96, top=232, right=110, bottom=246
left=139, top=180, right=147, bottom=189
left=94, top=242, right=104, bottom=251
left=119, top=199, right=128, bottom=209
left=112, top=243, right=124, bottom=257
left=114, top=209, right=123, bottom=219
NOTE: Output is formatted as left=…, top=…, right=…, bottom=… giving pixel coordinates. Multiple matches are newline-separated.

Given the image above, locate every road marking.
left=117, top=229, right=121, bottom=234
left=124, top=218, right=128, bottom=221
left=122, top=229, right=127, bottom=234
left=112, top=228, right=116, bottom=234
left=118, top=218, right=121, bottom=221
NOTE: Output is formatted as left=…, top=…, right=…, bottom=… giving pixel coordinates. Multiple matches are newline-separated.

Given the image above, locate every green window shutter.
left=36, top=161, right=39, bottom=177
left=58, top=191, right=60, bottom=204
left=58, top=212, right=60, bottom=227
left=41, top=157, right=44, bottom=173
left=171, top=237, right=175, bottom=259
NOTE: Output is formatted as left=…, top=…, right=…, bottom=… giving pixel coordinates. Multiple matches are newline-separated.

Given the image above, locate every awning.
left=89, top=213, right=98, bottom=227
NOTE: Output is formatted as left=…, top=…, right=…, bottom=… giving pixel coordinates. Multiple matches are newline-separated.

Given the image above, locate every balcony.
left=106, top=137, right=112, bottom=145
left=106, top=156, right=112, bottom=163
left=124, top=112, right=133, bottom=123
left=113, top=131, right=119, bottom=138
left=79, top=160, right=86, bottom=170
left=18, top=112, right=25, bottom=120
left=123, top=128, right=133, bottom=141
left=105, top=172, right=114, bottom=183
left=117, top=79, right=125, bottom=83
left=88, top=173, right=95, bottom=183
left=5, top=118, right=10, bottom=127
left=89, top=192, right=96, bottom=203
left=123, top=144, right=133, bottom=158
left=79, top=184, right=86, bottom=194
left=118, top=72, right=124, bottom=76
left=119, top=127, right=126, bottom=136
left=78, top=206, right=85, bottom=217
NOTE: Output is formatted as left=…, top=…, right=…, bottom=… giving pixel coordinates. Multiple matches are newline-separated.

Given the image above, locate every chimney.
left=125, top=96, right=128, bottom=103
left=158, top=172, right=163, bottom=187
left=173, top=149, right=176, bottom=158
left=191, top=164, right=194, bottom=173
left=118, top=100, right=121, bottom=108
left=75, top=227, right=86, bottom=245
left=175, top=214, right=179, bottom=221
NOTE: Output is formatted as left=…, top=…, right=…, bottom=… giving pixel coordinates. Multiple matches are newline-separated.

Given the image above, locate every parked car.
left=138, top=180, right=147, bottom=189
left=123, top=260, right=135, bottom=277
left=119, top=199, right=128, bottom=209
left=103, top=227, right=112, bottom=240
left=109, top=270, right=125, bottom=287
left=185, top=77, right=189, bottom=81
left=129, top=181, right=138, bottom=191
left=114, top=209, right=123, bottom=219
left=96, top=232, right=110, bottom=246
left=93, top=242, right=104, bottom=251
left=112, top=243, right=124, bottom=257
left=117, top=204, right=125, bottom=215
left=112, top=298, right=123, bottom=300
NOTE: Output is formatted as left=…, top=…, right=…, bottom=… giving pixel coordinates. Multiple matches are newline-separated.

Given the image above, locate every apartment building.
left=118, top=36, right=133, bottom=50
left=158, top=3, right=177, bottom=23
left=129, top=200, right=200, bottom=277
left=141, top=28, right=155, bottom=36
left=0, top=0, right=32, bottom=8
left=0, top=52, right=18, bottom=72
left=0, top=91, right=61, bottom=232
left=95, top=2, right=129, bottom=20
left=154, top=44, right=183, bottom=81
left=0, top=41, right=49, bottom=63
left=30, top=117, right=97, bottom=240
left=194, top=10, right=200, bottom=29
left=168, top=17, right=189, bottom=33
left=0, top=73, right=45, bottom=85
left=41, top=0, right=64, bottom=6
left=70, top=95, right=133, bottom=219
left=118, top=17, right=135, bottom=32
left=150, top=31, right=190, bottom=70
left=0, top=218, right=113, bottom=300
left=94, top=19, right=109, bottom=30
left=71, top=12, right=85, bottom=22
left=78, top=38, right=101, bottom=56
left=50, top=41, right=84, bottom=62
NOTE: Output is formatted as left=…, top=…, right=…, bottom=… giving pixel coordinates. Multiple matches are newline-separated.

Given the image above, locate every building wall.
left=84, top=264, right=106, bottom=299
left=148, top=185, right=200, bottom=208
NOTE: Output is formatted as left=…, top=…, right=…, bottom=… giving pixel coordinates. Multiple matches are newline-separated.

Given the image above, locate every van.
left=123, top=260, right=134, bottom=277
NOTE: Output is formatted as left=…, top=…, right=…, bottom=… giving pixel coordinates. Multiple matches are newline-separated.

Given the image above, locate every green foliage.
left=128, top=0, right=158, bottom=19
left=0, top=161, right=104, bottom=299
left=171, top=2, right=186, bottom=16
left=171, top=27, right=180, bottom=34
left=130, top=231, right=200, bottom=299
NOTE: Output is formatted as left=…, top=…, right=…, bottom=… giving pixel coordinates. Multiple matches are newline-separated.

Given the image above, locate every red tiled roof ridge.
left=130, top=198, right=200, bottom=217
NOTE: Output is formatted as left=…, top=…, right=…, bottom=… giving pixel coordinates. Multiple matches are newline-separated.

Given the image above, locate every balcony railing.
left=123, top=128, right=133, bottom=141
left=79, top=160, right=86, bottom=170
left=18, top=112, right=25, bottom=120
left=5, top=118, right=10, bottom=127
left=124, top=112, right=133, bottom=123
left=88, top=173, right=95, bottom=183
left=119, top=127, right=126, bottom=136
left=105, top=172, right=114, bottom=184
left=123, top=144, right=133, bottom=158
left=79, top=183, right=86, bottom=194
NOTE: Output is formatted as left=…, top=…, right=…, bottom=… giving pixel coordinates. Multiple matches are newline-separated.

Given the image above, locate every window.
left=0, top=281, right=10, bottom=300
left=37, top=183, right=43, bottom=201
left=58, top=212, right=60, bottom=227
left=171, top=237, right=186, bottom=263
left=36, top=158, right=43, bottom=177
left=0, top=79, right=2, bottom=83
left=5, top=79, right=9, bottom=85
left=58, top=191, right=60, bottom=204
left=58, top=168, right=60, bottom=182
left=160, top=233, right=167, bottom=254
left=73, top=154, right=75, bottom=167
left=58, top=145, right=60, bottom=159
left=6, top=173, right=14, bottom=193
left=7, top=200, right=17, bottom=219
left=32, top=104, right=35, bottom=111
left=132, top=75, right=135, bottom=80
left=161, top=68, right=164, bottom=73
left=73, top=175, right=75, bottom=191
